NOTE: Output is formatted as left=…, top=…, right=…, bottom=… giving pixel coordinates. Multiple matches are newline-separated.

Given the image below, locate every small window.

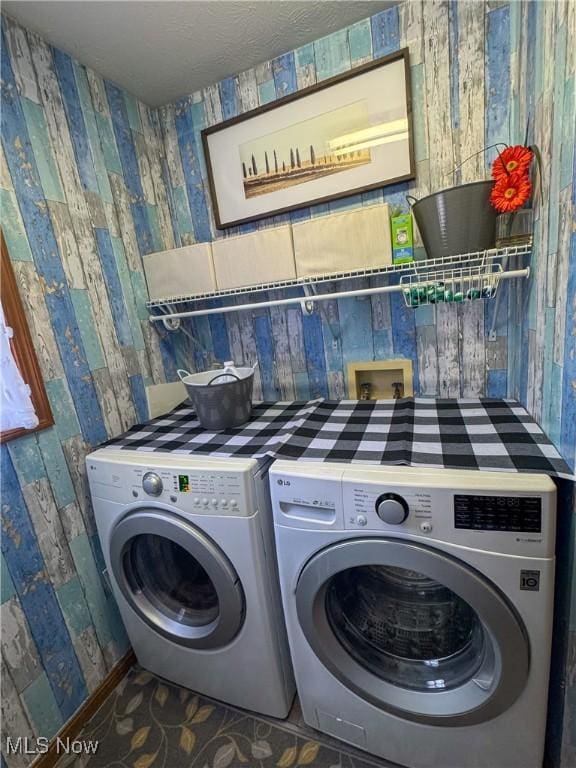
left=1, top=230, right=53, bottom=442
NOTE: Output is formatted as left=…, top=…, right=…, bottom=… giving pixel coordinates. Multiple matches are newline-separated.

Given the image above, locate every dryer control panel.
left=133, top=466, right=246, bottom=513
left=87, top=453, right=256, bottom=517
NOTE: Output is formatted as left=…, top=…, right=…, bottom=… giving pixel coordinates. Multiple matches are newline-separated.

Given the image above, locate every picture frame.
left=202, top=48, right=415, bottom=229
left=1, top=231, right=54, bottom=443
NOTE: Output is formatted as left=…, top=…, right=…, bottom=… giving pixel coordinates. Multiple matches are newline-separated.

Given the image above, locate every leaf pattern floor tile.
left=54, top=665, right=398, bottom=768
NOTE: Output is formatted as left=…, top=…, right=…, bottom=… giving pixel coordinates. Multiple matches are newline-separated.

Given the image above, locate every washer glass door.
left=110, top=508, right=244, bottom=649
left=296, top=539, right=530, bottom=726
left=326, top=564, right=486, bottom=692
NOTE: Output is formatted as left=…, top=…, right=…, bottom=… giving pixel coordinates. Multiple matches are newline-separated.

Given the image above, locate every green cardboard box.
left=391, top=214, right=414, bottom=264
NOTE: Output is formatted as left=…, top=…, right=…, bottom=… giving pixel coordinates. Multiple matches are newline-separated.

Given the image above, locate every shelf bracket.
left=161, top=315, right=181, bottom=331
left=152, top=305, right=212, bottom=360
left=300, top=285, right=315, bottom=315
left=300, top=300, right=315, bottom=315
left=487, top=252, right=529, bottom=340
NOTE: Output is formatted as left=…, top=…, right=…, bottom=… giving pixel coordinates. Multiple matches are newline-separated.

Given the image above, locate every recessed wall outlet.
left=347, top=359, right=414, bottom=400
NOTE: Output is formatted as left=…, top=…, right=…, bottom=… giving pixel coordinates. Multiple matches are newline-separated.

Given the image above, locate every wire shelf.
left=400, top=262, right=503, bottom=308
left=145, top=243, right=532, bottom=310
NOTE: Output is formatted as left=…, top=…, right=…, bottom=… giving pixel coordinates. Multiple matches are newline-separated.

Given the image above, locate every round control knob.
left=356, top=514, right=368, bottom=527
left=142, top=472, right=163, bottom=496
left=375, top=493, right=409, bottom=525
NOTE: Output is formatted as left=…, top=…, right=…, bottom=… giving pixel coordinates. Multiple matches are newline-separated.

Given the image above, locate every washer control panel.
left=375, top=493, right=409, bottom=525
left=454, top=494, right=542, bottom=532
left=345, top=484, right=432, bottom=532
left=340, top=474, right=554, bottom=557
left=269, top=462, right=555, bottom=557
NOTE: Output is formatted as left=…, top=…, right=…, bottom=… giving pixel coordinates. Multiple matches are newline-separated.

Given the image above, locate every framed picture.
left=202, top=48, right=414, bottom=229
left=1, top=231, right=54, bottom=442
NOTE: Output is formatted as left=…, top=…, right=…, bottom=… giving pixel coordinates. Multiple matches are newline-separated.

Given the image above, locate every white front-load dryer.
left=87, top=449, right=295, bottom=718
left=270, top=461, right=556, bottom=768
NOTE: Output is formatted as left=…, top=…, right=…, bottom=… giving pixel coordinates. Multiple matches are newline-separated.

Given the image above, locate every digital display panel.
left=454, top=495, right=541, bottom=533
left=178, top=474, right=190, bottom=492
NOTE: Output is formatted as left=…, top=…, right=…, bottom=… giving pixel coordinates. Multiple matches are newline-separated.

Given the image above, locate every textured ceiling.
left=3, top=1, right=395, bottom=107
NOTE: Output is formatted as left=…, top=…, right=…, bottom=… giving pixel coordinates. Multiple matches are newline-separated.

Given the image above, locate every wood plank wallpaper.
left=0, top=15, right=177, bottom=765
left=0, top=2, right=574, bottom=766
left=156, top=1, right=575, bottom=480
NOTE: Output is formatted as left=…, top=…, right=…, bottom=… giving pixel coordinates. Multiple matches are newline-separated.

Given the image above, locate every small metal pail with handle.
left=407, top=181, right=496, bottom=259
left=177, top=362, right=255, bottom=430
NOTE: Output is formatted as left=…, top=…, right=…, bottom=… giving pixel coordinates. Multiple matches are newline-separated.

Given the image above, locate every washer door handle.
left=473, top=675, right=495, bottom=691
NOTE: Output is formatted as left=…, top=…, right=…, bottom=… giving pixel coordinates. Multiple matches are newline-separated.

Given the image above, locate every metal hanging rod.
left=149, top=267, right=530, bottom=324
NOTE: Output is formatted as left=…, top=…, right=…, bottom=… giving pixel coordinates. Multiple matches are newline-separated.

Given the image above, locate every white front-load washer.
left=87, top=449, right=295, bottom=718
left=270, top=461, right=556, bottom=768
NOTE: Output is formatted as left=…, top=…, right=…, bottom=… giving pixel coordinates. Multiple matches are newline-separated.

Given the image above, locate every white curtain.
left=0, top=302, right=38, bottom=431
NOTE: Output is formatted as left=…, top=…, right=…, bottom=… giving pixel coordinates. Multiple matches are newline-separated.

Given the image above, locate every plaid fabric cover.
left=275, top=399, right=573, bottom=478
left=106, top=398, right=573, bottom=480
left=107, top=400, right=320, bottom=456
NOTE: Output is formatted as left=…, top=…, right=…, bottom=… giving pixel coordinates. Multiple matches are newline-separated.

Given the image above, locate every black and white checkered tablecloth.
left=274, top=399, right=573, bottom=478
left=106, top=398, right=573, bottom=480
left=107, top=400, right=321, bottom=456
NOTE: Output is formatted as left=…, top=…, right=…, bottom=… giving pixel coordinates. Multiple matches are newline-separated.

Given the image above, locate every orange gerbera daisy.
left=490, top=172, right=532, bottom=213
left=491, top=145, right=533, bottom=180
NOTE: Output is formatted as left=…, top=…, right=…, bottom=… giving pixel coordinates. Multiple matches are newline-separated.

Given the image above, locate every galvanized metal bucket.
left=407, top=180, right=496, bottom=259
left=177, top=364, right=254, bottom=430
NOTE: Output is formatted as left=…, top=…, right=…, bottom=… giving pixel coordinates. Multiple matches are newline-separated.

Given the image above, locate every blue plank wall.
left=0, top=2, right=575, bottom=766
left=0, top=14, right=176, bottom=763
left=158, top=5, right=574, bottom=766
left=156, top=0, right=575, bottom=475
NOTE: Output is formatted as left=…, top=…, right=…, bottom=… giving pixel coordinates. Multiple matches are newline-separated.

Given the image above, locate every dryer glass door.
left=296, top=538, right=530, bottom=726
left=127, top=534, right=219, bottom=625
left=110, top=508, right=244, bottom=649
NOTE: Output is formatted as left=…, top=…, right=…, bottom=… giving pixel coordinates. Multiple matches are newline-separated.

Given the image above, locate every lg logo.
left=276, top=478, right=291, bottom=486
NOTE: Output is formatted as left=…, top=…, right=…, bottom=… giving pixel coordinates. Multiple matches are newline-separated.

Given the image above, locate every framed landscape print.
left=202, top=48, right=414, bottom=229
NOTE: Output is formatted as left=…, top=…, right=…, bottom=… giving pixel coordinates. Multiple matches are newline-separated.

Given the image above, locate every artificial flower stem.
left=494, top=145, right=511, bottom=178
